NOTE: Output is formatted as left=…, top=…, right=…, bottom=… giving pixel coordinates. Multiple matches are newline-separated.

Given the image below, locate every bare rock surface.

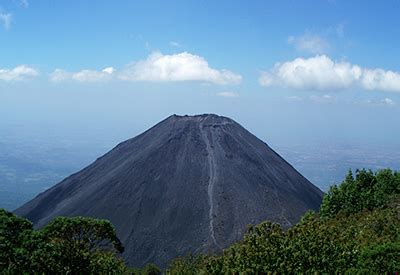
left=15, top=114, right=323, bottom=268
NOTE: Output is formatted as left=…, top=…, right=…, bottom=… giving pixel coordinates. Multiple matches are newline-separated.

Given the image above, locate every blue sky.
left=1, top=0, right=400, bottom=148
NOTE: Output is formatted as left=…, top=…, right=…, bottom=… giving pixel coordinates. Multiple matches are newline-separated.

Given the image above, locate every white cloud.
left=259, top=55, right=400, bottom=93
left=119, top=52, right=242, bottom=85
left=259, top=55, right=362, bottom=91
left=216, top=91, right=239, bottom=98
left=0, top=65, right=38, bottom=81
left=49, top=69, right=70, bottom=82
left=102, top=67, right=115, bottom=74
left=49, top=52, right=241, bottom=85
left=169, top=41, right=181, bottom=47
left=288, top=33, right=330, bottom=54
left=72, top=67, right=115, bottom=82
left=361, top=69, right=400, bottom=92
left=0, top=12, right=12, bottom=30
left=380, top=98, right=395, bottom=106
left=50, top=67, right=115, bottom=82
left=365, top=97, right=396, bottom=107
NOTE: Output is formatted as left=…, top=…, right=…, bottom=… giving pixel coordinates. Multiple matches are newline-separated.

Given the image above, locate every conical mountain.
left=16, top=114, right=323, bottom=268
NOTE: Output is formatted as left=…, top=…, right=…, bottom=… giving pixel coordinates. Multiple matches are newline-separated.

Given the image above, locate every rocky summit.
left=16, top=114, right=323, bottom=268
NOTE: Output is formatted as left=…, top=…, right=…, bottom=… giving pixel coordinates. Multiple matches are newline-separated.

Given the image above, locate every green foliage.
left=220, top=222, right=286, bottom=273
left=36, top=216, right=126, bottom=274
left=0, top=209, right=34, bottom=272
left=320, top=169, right=400, bottom=219
left=166, top=254, right=210, bottom=274
left=357, top=242, right=400, bottom=272
left=130, top=263, right=162, bottom=275
left=42, top=216, right=124, bottom=254
left=0, top=212, right=128, bottom=274
left=167, top=169, right=400, bottom=274
left=89, top=251, right=128, bottom=274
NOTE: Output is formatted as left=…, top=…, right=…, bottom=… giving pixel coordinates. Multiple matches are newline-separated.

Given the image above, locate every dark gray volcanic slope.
left=16, top=114, right=323, bottom=268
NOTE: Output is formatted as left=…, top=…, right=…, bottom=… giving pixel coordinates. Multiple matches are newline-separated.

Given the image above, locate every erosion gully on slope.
left=199, top=119, right=219, bottom=248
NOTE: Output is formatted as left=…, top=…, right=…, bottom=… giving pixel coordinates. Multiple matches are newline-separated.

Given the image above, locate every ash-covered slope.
left=16, top=114, right=323, bottom=268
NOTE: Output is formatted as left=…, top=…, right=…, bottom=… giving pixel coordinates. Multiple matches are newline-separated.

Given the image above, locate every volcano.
left=16, top=114, right=323, bottom=268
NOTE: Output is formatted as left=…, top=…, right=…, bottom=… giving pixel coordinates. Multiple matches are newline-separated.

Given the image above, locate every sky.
left=1, top=0, right=400, bottom=148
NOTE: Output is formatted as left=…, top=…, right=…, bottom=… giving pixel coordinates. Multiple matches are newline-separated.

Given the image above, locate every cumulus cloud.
left=0, top=65, right=38, bottom=81
left=50, top=67, right=115, bottom=82
left=0, top=11, right=12, bottom=30
left=119, top=52, right=242, bottom=85
left=259, top=55, right=361, bottom=91
left=361, top=69, right=400, bottom=92
left=50, top=52, right=241, bottom=85
left=216, top=91, right=239, bottom=98
left=259, top=55, right=400, bottom=93
left=288, top=33, right=330, bottom=54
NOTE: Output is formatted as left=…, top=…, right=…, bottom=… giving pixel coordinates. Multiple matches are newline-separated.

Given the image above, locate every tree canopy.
left=0, top=213, right=128, bottom=274
left=320, top=169, right=400, bottom=219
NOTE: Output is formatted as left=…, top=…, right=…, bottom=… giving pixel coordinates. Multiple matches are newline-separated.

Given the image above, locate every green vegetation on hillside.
left=1, top=169, right=399, bottom=273
left=0, top=214, right=129, bottom=274
left=167, top=169, right=400, bottom=274
left=320, top=169, right=400, bottom=218
left=0, top=211, right=161, bottom=274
